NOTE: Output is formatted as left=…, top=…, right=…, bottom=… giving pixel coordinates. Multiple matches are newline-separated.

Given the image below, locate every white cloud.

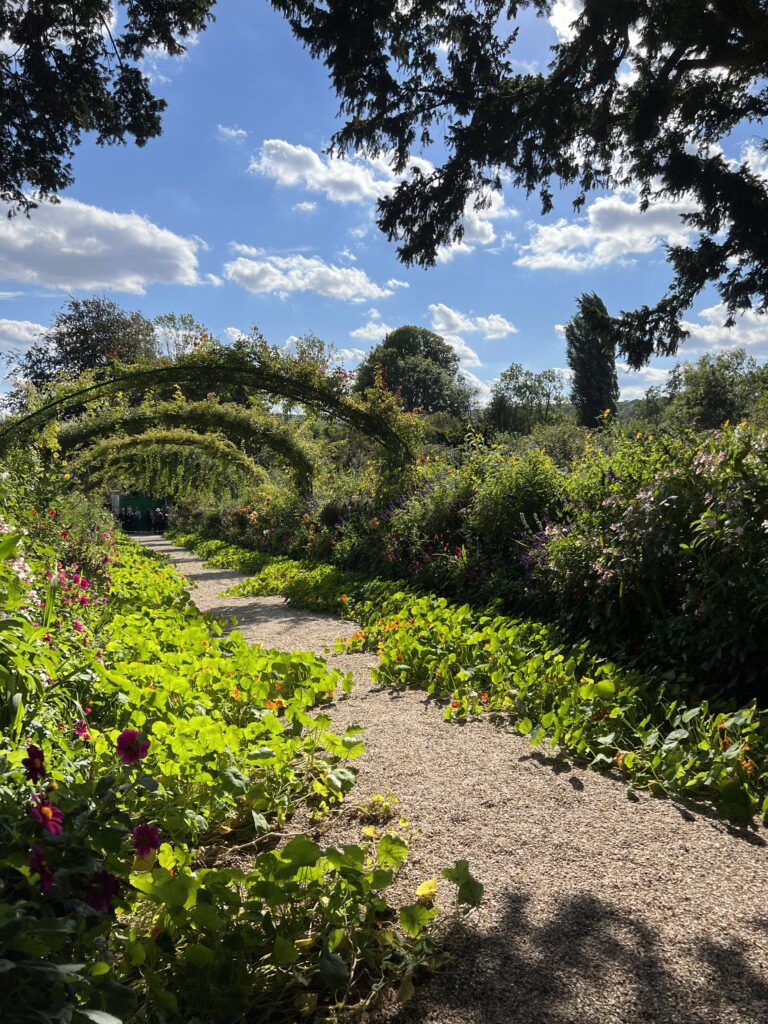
left=516, top=190, right=698, bottom=270
left=251, top=139, right=393, bottom=205
left=223, top=250, right=393, bottom=302
left=548, top=0, right=582, bottom=42
left=334, top=347, right=367, bottom=363
left=350, top=318, right=393, bottom=342
left=217, top=124, right=248, bottom=142
left=0, top=198, right=202, bottom=294
left=440, top=333, right=482, bottom=367
left=224, top=326, right=248, bottom=344
left=387, top=278, right=410, bottom=289
left=475, top=314, right=517, bottom=339
left=338, top=246, right=357, bottom=263
left=428, top=302, right=517, bottom=340
left=617, top=363, right=671, bottom=400
left=293, top=201, right=317, bottom=213
left=252, top=139, right=513, bottom=260
left=460, top=368, right=492, bottom=403
left=680, top=303, right=768, bottom=358
left=0, top=318, right=45, bottom=353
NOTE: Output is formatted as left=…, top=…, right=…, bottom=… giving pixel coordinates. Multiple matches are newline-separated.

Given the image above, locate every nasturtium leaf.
left=273, top=937, right=299, bottom=964
left=377, top=833, right=408, bottom=870
left=399, top=904, right=437, bottom=937
left=415, top=878, right=438, bottom=904
left=318, top=948, right=349, bottom=988
left=595, top=680, right=616, bottom=699
left=282, top=835, right=322, bottom=867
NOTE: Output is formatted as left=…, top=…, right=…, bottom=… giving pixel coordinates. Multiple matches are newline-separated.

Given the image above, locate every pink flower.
left=79, top=595, right=90, bottom=606
left=73, top=621, right=84, bottom=633
left=131, top=823, right=161, bottom=857
left=29, top=793, right=64, bottom=835
left=22, top=744, right=45, bottom=782
left=84, top=870, right=119, bottom=913
left=74, top=720, right=91, bottom=741
left=116, top=729, right=150, bottom=765
left=28, top=843, right=53, bottom=893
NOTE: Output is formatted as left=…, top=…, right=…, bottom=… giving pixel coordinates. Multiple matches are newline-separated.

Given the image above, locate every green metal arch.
left=73, top=429, right=270, bottom=492
left=0, top=351, right=414, bottom=461
left=59, top=401, right=315, bottom=494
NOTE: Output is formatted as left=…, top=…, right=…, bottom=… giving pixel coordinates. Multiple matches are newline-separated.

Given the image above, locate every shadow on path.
left=388, top=889, right=766, bottom=1024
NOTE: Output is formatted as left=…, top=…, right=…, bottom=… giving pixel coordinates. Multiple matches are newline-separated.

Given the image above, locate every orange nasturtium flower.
left=450, top=700, right=460, bottom=709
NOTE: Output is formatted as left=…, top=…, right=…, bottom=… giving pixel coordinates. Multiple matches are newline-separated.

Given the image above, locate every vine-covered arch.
left=0, top=349, right=415, bottom=462
left=59, top=400, right=316, bottom=494
left=73, top=429, right=270, bottom=496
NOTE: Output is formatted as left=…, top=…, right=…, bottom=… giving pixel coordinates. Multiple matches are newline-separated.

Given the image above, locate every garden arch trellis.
left=0, top=352, right=415, bottom=463
left=73, top=429, right=270, bottom=496
left=59, top=400, right=316, bottom=495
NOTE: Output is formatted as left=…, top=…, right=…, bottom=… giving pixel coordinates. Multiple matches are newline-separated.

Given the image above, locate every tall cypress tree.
left=565, top=293, right=619, bottom=428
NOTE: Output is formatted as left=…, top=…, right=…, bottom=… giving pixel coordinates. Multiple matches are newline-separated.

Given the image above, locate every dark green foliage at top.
left=354, top=325, right=475, bottom=415
left=4, top=297, right=157, bottom=410
left=0, top=1, right=214, bottom=212
left=272, top=0, right=768, bottom=363
left=565, top=292, right=619, bottom=428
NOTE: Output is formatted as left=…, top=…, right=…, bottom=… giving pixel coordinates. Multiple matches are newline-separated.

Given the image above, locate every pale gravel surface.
left=140, top=535, right=768, bottom=1024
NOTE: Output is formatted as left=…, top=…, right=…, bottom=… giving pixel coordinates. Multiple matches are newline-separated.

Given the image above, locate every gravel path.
left=140, top=535, right=768, bottom=1024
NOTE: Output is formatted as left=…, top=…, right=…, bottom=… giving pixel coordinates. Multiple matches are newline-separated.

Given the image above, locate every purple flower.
left=29, top=793, right=64, bottom=835
left=28, top=843, right=53, bottom=893
left=22, top=744, right=46, bottom=782
left=131, top=823, right=161, bottom=858
left=116, top=729, right=150, bottom=765
left=74, top=720, right=91, bottom=741
left=84, top=870, right=120, bottom=913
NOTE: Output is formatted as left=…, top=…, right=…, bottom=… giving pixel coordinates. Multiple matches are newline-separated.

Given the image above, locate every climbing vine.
left=0, top=342, right=418, bottom=463
left=73, top=428, right=269, bottom=500
left=59, top=399, right=316, bottom=494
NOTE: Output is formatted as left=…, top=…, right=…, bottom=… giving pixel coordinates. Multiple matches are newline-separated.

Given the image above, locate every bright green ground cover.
left=1, top=495, right=479, bottom=1024
left=170, top=530, right=768, bottom=825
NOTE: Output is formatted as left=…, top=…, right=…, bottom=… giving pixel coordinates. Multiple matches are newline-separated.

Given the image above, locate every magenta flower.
left=28, top=844, right=53, bottom=893
left=73, top=620, right=84, bottom=633
left=116, top=729, right=150, bottom=765
left=29, top=793, right=64, bottom=835
left=74, top=720, right=91, bottom=741
left=84, top=870, right=120, bottom=913
left=22, top=744, right=45, bottom=782
left=131, top=823, right=161, bottom=858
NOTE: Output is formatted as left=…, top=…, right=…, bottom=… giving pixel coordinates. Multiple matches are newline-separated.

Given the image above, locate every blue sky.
left=1, top=0, right=765, bottom=401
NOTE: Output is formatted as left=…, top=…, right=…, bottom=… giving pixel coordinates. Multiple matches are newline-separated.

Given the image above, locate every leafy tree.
left=272, top=0, right=768, bottom=364
left=565, top=292, right=619, bottom=428
left=663, top=348, right=768, bottom=430
left=5, top=297, right=157, bottom=410
left=0, top=1, right=214, bottom=212
left=154, top=313, right=215, bottom=360
left=483, top=363, right=564, bottom=436
left=354, top=325, right=475, bottom=415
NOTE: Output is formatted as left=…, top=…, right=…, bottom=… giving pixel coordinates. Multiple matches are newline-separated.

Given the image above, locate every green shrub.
left=465, top=449, right=564, bottom=563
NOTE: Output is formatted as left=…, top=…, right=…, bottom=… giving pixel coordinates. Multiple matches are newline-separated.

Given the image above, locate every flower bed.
left=1, top=500, right=479, bottom=1023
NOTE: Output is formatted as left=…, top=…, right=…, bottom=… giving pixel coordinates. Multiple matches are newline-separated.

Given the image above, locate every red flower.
left=29, top=793, right=64, bottom=835
left=131, top=823, right=162, bottom=857
left=450, top=700, right=460, bottom=709
left=60, top=530, right=69, bottom=539
left=84, top=870, right=119, bottom=913
left=28, top=844, right=54, bottom=893
left=116, top=729, right=150, bottom=765
left=22, top=744, right=46, bottom=782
